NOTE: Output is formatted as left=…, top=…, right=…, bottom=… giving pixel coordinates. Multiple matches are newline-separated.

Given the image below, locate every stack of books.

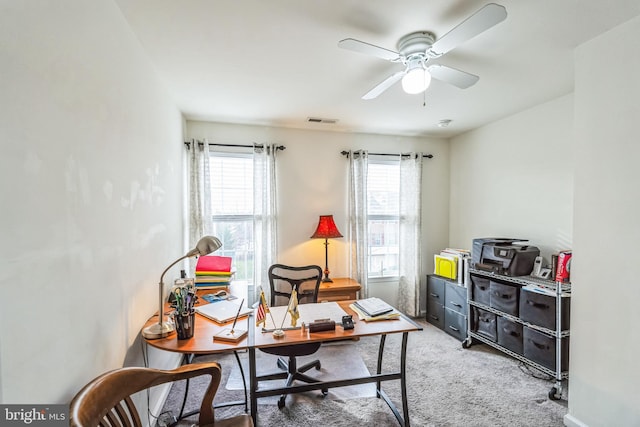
left=194, top=255, right=234, bottom=289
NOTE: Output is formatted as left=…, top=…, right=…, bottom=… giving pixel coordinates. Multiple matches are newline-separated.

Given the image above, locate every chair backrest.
left=268, top=264, right=323, bottom=307
left=70, top=362, right=221, bottom=427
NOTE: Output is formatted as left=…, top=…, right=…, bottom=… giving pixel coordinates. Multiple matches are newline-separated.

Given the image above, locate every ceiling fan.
left=338, top=3, right=507, bottom=100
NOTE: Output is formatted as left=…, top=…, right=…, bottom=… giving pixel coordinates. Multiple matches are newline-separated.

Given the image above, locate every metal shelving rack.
left=463, top=268, right=571, bottom=400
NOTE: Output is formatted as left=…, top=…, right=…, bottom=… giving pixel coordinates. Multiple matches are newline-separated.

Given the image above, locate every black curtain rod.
left=341, top=150, right=433, bottom=159
left=184, top=140, right=286, bottom=151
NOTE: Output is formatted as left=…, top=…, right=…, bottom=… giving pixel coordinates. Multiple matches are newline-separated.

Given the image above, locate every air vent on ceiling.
left=307, top=117, right=338, bottom=124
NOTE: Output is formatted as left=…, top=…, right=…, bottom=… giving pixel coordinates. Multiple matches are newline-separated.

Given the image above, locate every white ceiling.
left=115, top=0, right=640, bottom=138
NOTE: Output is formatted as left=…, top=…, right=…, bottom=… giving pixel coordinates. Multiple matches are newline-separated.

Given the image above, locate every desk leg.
left=376, top=334, right=387, bottom=394
left=400, top=332, right=409, bottom=427
left=233, top=350, right=248, bottom=412
left=376, top=332, right=411, bottom=427
left=177, top=354, right=195, bottom=422
left=249, top=347, right=257, bottom=425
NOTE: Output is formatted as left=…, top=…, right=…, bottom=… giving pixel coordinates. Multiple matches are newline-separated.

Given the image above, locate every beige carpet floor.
left=160, top=319, right=568, bottom=426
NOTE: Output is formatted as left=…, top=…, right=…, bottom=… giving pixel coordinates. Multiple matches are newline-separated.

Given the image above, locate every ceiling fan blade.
left=338, top=38, right=400, bottom=61
left=428, top=3, right=507, bottom=57
left=362, top=71, right=405, bottom=100
left=428, top=64, right=479, bottom=89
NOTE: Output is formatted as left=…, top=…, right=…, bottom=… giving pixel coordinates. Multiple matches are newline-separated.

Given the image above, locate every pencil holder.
left=173, top=311, right=195, bottom=340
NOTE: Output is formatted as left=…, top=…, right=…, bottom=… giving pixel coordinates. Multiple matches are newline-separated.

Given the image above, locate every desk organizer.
left=173, top=311, right=195, bottom=339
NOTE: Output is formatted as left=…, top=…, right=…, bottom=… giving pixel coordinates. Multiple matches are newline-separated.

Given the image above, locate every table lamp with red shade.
left=310, top=215, right=343, bottom=282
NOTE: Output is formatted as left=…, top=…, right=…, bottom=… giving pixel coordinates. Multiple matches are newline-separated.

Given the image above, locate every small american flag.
left=256, top=289, right=270, bottom=327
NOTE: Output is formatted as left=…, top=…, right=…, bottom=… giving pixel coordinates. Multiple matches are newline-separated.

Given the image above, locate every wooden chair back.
left=70, top=361, right=252, bottom=427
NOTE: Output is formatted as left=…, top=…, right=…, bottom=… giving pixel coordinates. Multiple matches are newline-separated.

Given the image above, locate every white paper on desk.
left=263, top=302, right=347, bottom=329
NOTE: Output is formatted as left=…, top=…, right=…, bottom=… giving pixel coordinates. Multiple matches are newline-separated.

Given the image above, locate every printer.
left=472, top=238, right=540, bottom=276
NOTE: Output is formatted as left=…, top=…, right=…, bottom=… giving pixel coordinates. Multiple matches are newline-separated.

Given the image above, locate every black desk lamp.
left=310, top=215, right=343, bottom=282
left=143, top=235, right=222, bottom=339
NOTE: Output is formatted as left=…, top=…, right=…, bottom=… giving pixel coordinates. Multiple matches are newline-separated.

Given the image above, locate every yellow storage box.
left=434, top=254, right=457, bottom=280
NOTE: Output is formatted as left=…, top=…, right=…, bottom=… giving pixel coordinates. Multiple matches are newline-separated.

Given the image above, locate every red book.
left=196, top=255, right=232, bottom=273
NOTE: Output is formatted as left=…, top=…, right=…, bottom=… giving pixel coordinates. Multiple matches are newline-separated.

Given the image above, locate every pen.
left=230, top=298, right=244, bottom=333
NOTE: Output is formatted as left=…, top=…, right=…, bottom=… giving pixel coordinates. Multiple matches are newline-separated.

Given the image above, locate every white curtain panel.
left=397, top=153, right=423, bottom=316
left=253, top=144, right=278, bottom=304
left=348, top=150, right=369, bottom=298
left=188, top=140, right=212, bottom=273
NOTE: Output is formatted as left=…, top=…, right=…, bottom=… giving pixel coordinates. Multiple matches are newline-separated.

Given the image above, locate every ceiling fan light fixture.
left=401, top=62, right=431, bottom=94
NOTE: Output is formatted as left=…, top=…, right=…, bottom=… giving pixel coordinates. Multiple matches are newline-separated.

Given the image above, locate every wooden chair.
left=70, top=361, right=253, bottom=427
left=258, top=264, right=327, bottom=409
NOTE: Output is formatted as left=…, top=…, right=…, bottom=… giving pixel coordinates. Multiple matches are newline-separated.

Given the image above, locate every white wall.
left=566, top=15, right=640, bottom=427
left=449, top=94, right=574, bottom=261
left=187, top=121, right=451, bottom=307
left=449, top=15, right=640, bottom=425
left=0, top=1, right=183, bottom=405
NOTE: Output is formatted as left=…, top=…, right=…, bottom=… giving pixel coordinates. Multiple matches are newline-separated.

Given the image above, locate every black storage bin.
left=497, top=316, right=523, bottom=355
left=472, top=307, right=497, bottom=341
left=523, top=326, right=569, bottom=371
left=490, top=280, right=519, bottom=316
left=471, top=275, right=491, bottom=306
left=519, top=286, right=571, bottom=330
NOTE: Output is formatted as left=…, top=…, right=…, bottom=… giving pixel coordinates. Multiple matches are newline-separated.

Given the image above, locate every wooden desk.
left=144, top=292, right=422, bottom=427
left=317, top=278, right=361, bottom=302
left=249, top=301, right=422, bottom=426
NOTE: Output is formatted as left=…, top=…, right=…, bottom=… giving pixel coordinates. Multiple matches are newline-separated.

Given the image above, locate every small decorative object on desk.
left=308, top=319, right=336, bottom=332
left=213, top=299, right=248, bottom=342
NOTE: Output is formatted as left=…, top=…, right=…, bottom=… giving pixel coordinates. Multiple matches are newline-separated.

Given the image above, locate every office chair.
left=258, top=263, right=328, bottom=409
left=69, top=362, right=253, bottom=427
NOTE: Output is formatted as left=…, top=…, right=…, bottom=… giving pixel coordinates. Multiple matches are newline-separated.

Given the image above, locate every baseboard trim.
left=563, top=413, right=588, bottom=427
left=144, top=351, right=183, bottom=427
left=147, top=383, right=173, bottom=427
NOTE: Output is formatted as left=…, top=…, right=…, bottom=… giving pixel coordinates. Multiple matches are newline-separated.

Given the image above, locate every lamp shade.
left=310, top=215, right=343, bottom=239
left=186, top=235, right=223, bottom=257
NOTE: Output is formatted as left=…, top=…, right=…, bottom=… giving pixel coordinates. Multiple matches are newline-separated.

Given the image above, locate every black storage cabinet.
left=426, top=274, right=467, bottom=341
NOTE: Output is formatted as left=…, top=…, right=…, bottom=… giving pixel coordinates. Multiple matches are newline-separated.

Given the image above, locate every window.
left=209, top=153, right=254, bottom=283
left=367, top=161, right=399, bottom=278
